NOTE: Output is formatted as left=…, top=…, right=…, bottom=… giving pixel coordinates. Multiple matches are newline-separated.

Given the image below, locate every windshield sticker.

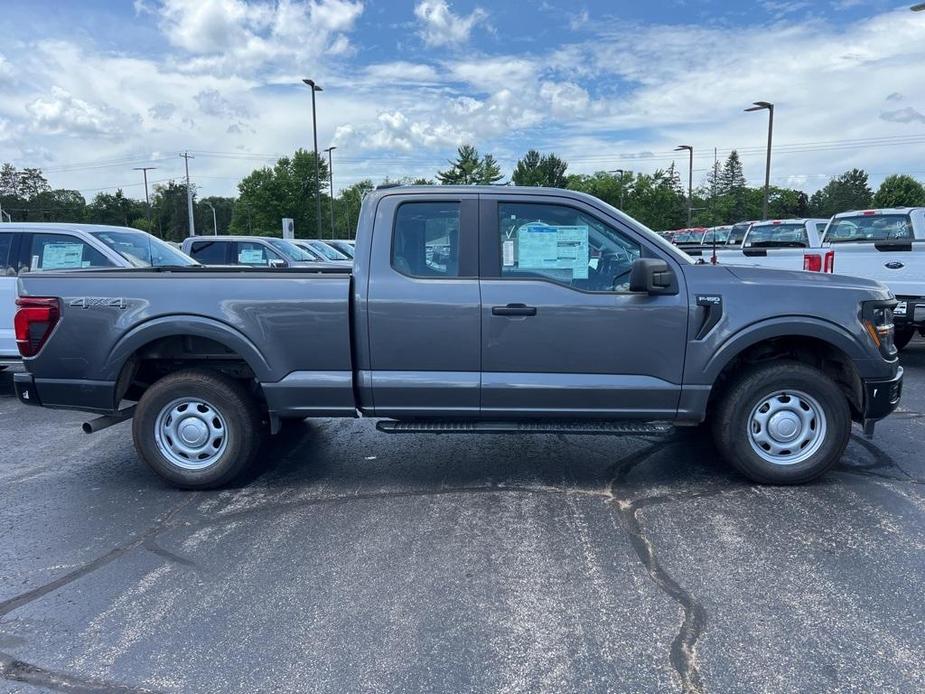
left=41, top=243, right=85, bottom=269
left=502, top=240, right=515, bottom=266
left=516, top=223, right=589, bottom=278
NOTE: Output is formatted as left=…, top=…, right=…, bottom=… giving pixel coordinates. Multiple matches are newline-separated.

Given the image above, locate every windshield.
left=91, top=230, right=197, bottom=267
left=267, top=238, right=318, bottom=262
left=745, top=223, right=808, bottom=248
left=727, top=222, right=751, bottom=245
left=703, top=227, right=730, bottom=244
left=824, top=214, right=913, bottom=243
left=329, top=241, right=355, bottom=258
left=309, top=241, right=349, bottom=261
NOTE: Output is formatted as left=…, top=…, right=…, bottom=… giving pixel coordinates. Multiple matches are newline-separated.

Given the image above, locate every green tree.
left=151, top=180, right=198, bottom=241
left=18, top=168, right=51, bottom=199
left=230, top=148, right=329, bottom=237
left=0, top=163, right=19, bottom=197
left=872, top=174, right=925, bottom=208
left=336, top=179, right=375, bottom=238
left=196, top=196, right=236, bottom=235
left=512, top=150, right=568, bottom=187
left=87, top=190, right=146, bottom=227
left=809, top=168, right=872, bottom=217
left=436, top=145, right=504, bottom=184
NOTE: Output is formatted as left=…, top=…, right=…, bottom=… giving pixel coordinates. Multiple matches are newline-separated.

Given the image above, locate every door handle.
left=492, top=303, right=537, bottom=316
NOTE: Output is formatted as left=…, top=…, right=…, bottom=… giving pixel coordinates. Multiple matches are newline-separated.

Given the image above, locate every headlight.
left=861, top=300, right=896, bottom=358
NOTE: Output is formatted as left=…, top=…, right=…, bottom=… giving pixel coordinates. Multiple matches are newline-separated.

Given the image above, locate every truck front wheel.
left=132, top=368, right=264, bottom=489
left=712, top=361, right=851, bottom=485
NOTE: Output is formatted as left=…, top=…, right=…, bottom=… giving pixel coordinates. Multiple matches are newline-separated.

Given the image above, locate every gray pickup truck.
left=13, top=186, right=903, bottom=489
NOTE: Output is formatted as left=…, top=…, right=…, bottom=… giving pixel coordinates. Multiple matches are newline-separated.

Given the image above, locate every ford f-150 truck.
left=13, top=186, right=903, bottom=489
left=686, top=219, right=829, bottom=269
left=817, top=208, right=925, bottom=350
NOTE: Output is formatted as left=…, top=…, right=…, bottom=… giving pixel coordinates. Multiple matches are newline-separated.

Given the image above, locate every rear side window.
left=392, top=202, right=461, bottom=277
left=233, top=241, right=282, bottom=266
left=189, top=240, right=228, bottom=264
left=0, top=234, right=12, bottom=276
left=825, top=215, right=913, bottom=243
left=25, top=234, right=114, bottom=272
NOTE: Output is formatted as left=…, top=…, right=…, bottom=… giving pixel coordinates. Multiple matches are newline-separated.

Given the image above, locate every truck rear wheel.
left=132, top=368, right=263, bottom=489
left=712, top=361, right=850, bottom=485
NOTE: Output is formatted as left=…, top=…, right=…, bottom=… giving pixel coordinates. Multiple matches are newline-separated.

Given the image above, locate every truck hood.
left=725, top=265, right=892, bottom=299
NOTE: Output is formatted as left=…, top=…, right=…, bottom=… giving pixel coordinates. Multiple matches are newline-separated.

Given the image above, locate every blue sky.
left=0, top=0, right=923, bottom=199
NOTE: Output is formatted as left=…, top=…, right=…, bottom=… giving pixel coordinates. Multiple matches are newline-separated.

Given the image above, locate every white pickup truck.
left=687, top=219, right=829, bottom=270
left=818, top=208, right=925, bottom=350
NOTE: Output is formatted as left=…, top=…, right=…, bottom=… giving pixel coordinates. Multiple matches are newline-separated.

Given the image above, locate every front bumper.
left=894, top=297, right=925, bottom=328
left=861, top=366, right=903, bottom=435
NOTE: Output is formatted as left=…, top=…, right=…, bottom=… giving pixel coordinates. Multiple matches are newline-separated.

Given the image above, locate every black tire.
left=894, top=327, right=915, bottom=352
left=132, top=368, right=264, bottom=489
left=712, top=361, right=851, bottom=485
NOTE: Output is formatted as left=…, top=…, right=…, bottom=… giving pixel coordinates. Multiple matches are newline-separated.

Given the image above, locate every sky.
left=0, top=0, right=924, bottom=200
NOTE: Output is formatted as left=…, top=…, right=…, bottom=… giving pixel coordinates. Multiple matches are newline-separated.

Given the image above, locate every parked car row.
left=660, top=207, right=925, bottom=349
left=0, top=224, right=356, bottom=363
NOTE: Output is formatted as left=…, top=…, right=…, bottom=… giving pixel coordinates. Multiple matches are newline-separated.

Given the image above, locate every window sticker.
left=515, top=223, right=589, bottom=278
left=238, top=249, right=266, bottom=264
left=41, top=243, right=85, bottom=269
left=502, top=240, right=515, bottom=266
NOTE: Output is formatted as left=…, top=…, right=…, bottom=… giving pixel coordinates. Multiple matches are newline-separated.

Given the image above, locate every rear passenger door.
left=365, top=194, right=480, bottom=416
left=232, top=241, right=285, bottom=267
left=0, top=233, right=18, bottom=358
left=188, top=239, right=231, bottom=265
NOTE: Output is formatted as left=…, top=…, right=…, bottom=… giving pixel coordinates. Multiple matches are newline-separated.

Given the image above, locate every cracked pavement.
left=1, top=340, right=924, bottom=693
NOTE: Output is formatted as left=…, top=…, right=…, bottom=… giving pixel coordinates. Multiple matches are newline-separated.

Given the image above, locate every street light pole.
left=204, top=201, right=218, bottom=235
left=302, top=79, right=324, bottom=237
left=608, top=168, right=626, bottom=209
left=674, top=145, right=694, bottom=227
left=133, top=166, right=157, bottom=228
left=745, top=101, right=774, bottom=220
left=324, top=146, right=337, bottom=239
left=179, top=151, right=196, bottom=236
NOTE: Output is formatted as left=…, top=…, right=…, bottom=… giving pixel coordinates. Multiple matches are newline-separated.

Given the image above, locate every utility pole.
left=204, top=201, right=218, bottom=235
left=132, top=166, right=157, bottom=227
left=608, top=168, right=626, bottom=210
left=324, top=146, right=336, bottom=238
left=180, top=152, right=196, bottom=237
left=745, top=101, right=774, bottom=219
left=302, top=79, right=323, bottom=237
left=675, top=145, right=694, bottom=227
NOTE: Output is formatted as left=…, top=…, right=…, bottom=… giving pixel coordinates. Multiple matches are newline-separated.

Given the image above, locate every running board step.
left=376, top=420, right=674, bottom=435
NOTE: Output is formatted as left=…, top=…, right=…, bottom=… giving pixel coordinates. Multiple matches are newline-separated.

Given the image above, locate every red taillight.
left=862, top=210, right=877, bottom=216
left=803, top=253, right=822, bottom=272
left=823, top=249, right=835, bottom=273
left=14, top=297, right=60, bottom=357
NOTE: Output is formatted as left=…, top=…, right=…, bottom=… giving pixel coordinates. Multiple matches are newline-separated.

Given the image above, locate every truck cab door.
left=364, top=193, right=480, bottom=416
left=478, top=194, right=688, bottom=418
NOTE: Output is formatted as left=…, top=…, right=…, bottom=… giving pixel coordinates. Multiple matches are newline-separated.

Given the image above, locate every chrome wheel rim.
left=747, top=389, right=826, bottom=466
left=154, top=398, right=228, bottom=470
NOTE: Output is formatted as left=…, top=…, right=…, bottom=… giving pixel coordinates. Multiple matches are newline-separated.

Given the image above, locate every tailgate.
left=829, top=243, right=925, bottom=296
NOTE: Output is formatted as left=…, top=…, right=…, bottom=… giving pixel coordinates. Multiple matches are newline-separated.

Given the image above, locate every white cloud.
left=880, top=107, right=925, bottom=125
left=414, top=1, right=487, bottom=47
left=365, top=61, right=440, bottom=83
left=25, top=86, right=138, bottom=137
left=150, top=0, right=364, bottom=75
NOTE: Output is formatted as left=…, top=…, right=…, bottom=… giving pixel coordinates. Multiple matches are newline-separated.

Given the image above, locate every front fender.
left=102, top=314, right=273, bottom=382
left=694, top=315, right=885, bottom=384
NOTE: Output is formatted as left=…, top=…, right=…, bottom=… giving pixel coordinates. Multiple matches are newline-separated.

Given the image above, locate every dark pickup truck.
left=13, top=186, right=903, bottom=489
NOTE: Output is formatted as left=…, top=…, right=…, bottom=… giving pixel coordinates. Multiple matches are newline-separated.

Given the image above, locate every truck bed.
left=16, top=267, right=356, bottom=416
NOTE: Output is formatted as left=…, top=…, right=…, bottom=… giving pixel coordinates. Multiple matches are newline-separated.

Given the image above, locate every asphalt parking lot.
left=1, top=342, right=923, bottom=694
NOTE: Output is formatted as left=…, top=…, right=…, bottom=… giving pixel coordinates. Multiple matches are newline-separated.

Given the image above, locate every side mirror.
left=629, top=258, right=677, bottom=295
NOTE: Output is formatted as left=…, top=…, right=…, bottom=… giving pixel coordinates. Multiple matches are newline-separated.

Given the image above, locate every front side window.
left=309, top=241, right=349, bottom=261
left=825, top=215, right=913, bottom=243
left=392, top=202, right=461, bottom=277
left=25, top=234, right=114, bottom=272
left=0, top=234, right=12, bottom=276
left=745, top=224, right=808, bottom=248
left=234, top=241, right=283, bottom=266
left=498, top=202, right=641, bottom=292
left=91, top=230, right=196, bottom=267
left=268, top=238, right=317, bottom=262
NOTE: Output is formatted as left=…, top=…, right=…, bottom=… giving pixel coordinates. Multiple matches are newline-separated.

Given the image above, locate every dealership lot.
left=0, top=342, right=923, bottom=693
